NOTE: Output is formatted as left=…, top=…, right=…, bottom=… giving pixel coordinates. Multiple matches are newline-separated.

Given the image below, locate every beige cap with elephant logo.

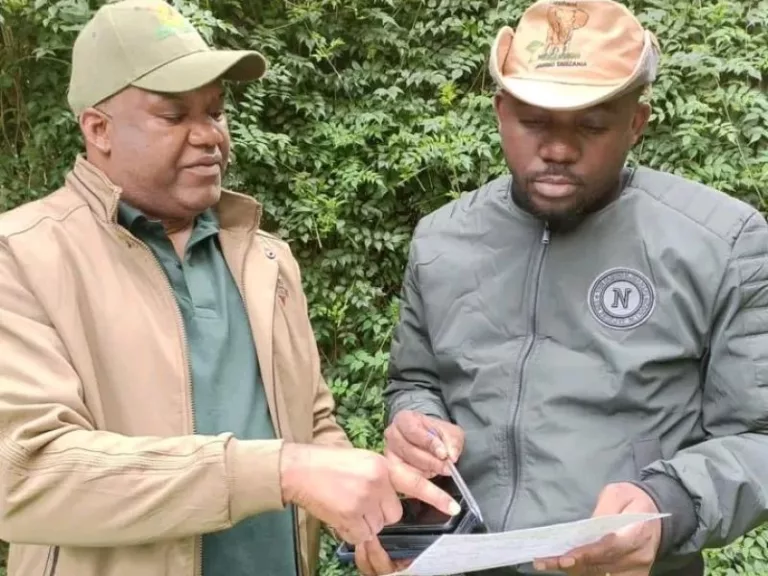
left=489, top=0, right=661, bottom=110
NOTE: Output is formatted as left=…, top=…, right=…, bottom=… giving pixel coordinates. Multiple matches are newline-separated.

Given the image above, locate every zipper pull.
left=541, top=223, right=550, bottom=245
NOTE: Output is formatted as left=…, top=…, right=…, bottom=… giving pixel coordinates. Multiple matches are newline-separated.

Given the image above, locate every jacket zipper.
left=114, top=227, right=199, bottom=576
left=242, top=238, right=284, bottom=443
left=238, top=237, right=303, bottom=576
left=502, top=222, right=550, bottom=529
left=42, top=544, right=59, bottom=576
left=49, top=546, right=59, bottom=576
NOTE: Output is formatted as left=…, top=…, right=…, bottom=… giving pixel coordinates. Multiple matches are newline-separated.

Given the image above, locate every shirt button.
left=265, top=249, right=276, bottom=259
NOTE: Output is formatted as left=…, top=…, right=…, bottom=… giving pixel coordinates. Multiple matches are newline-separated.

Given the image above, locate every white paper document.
left=389, top=513, right=667, bottom=576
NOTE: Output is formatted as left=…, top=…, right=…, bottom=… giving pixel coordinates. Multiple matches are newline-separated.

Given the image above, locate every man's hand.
left=355, top=537, right=413, bottom=576
left=384, top=410, right=465, bottom=478
left=279, top=443, right=461, bottom=545
left=534, top=483, right=662, bottom=576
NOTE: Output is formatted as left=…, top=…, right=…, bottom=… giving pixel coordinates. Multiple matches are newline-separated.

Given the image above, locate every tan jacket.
left=0, top=156, right=351, bottom=576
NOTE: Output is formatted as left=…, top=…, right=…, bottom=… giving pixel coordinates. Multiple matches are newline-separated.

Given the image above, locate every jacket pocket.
left=631, top=438, right=663, bottom=477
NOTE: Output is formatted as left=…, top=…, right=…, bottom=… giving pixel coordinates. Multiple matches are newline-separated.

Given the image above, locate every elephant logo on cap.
left=544, top=5, right=589, bottom=57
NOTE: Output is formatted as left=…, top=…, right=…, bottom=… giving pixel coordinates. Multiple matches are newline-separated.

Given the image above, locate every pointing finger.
left=389, top=460, right=461, bottom=517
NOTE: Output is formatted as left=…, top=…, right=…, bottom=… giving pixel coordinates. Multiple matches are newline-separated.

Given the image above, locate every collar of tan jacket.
left=66, top=154, right=263, bottom=234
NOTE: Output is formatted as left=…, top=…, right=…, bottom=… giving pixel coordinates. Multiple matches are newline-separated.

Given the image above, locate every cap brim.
left=131, top=49, right=268, bottom=94
left=496, top=77, right=627, bottom=111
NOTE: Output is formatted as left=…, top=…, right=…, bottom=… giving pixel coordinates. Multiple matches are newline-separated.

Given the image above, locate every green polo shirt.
left=118, top=203, right=298, bottom=576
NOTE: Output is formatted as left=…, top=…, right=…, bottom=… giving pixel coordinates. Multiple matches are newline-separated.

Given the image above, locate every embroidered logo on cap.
left=526, top=3, right=589, bottom=67
left=152, top=4, right=195, bottom=39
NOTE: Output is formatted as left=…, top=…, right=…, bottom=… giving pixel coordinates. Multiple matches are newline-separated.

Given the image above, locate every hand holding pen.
left=383, top=410, right=465, bottom=478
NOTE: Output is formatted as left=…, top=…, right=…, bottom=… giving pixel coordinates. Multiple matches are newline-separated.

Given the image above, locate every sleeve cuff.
left=226, top=438, right=286, bottom=524
left=633, top=474, right=698, bottom=558
left=387, top=390, right=450, bottom=424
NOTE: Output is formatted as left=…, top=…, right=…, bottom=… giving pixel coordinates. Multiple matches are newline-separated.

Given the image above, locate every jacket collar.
left=66, top=154, right=263, bottom=234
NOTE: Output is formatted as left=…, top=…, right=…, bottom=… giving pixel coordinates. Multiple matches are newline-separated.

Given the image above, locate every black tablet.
left=335, top=472, right=486, bottom=563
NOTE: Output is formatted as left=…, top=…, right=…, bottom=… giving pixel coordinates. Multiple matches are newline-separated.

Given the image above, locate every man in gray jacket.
left=354, top=1, right=768, bottom=575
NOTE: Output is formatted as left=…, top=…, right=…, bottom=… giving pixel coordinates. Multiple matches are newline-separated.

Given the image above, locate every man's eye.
left=210, top=110, right=225, bottom=121
left=581, top=124, right=608, bottom=134
left=162, top=114, right=185, bottom=123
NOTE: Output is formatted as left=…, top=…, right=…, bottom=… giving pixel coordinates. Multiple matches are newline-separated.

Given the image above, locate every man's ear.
left=493, top=91, right=506, bottom=128
left=79, top=108, right=112, bottom=154
left=629, top=102, right=651, bottom=147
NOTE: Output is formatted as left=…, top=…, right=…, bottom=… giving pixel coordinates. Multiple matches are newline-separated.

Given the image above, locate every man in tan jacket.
left=0, top=2, right=459, bottom=576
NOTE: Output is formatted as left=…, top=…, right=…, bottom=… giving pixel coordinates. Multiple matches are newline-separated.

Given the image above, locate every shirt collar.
left=117, top=201, right=220, bottom=240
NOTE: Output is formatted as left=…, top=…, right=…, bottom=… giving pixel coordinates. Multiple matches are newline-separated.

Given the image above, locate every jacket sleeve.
left=0, top=240, right=286, bottom=547
left=384, top=243, right=450, bottom=423
left=638, top=211, right=768, bottom=557
left=310, top=352, right=351, bottom=448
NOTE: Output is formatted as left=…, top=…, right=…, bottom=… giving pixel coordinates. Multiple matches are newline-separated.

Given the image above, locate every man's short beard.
left=510, top=184, right=592, bottom=232
left=509, top=171, right=625, bottom=233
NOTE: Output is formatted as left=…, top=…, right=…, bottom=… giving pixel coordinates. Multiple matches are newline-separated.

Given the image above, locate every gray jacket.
left=385, top=167, right=768, bottom=574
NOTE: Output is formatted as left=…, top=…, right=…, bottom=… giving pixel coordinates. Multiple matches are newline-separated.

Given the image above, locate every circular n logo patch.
left=588, top=268, right=656, bottom=330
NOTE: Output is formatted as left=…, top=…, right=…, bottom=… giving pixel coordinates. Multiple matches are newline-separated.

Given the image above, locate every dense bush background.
left=1, top=0, right=767, bottom=574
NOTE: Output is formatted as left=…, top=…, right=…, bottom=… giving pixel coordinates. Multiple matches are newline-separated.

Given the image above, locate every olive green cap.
left=67, top=0, right=267, bottom=115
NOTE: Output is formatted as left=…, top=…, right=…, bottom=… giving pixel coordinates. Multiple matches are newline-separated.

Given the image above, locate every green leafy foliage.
left=1, top=0, right=767, bottom=574
left=704, top=527, right=768, bottom=576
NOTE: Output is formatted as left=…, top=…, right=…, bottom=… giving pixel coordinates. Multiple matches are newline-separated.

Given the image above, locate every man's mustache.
left=529, top=167, right=583, bottom=185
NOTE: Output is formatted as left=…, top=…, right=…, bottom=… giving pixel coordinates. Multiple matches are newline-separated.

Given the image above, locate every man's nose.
left=188, top=118, right=225, bottom=148
left=538, top=130, right=580, bottom=164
